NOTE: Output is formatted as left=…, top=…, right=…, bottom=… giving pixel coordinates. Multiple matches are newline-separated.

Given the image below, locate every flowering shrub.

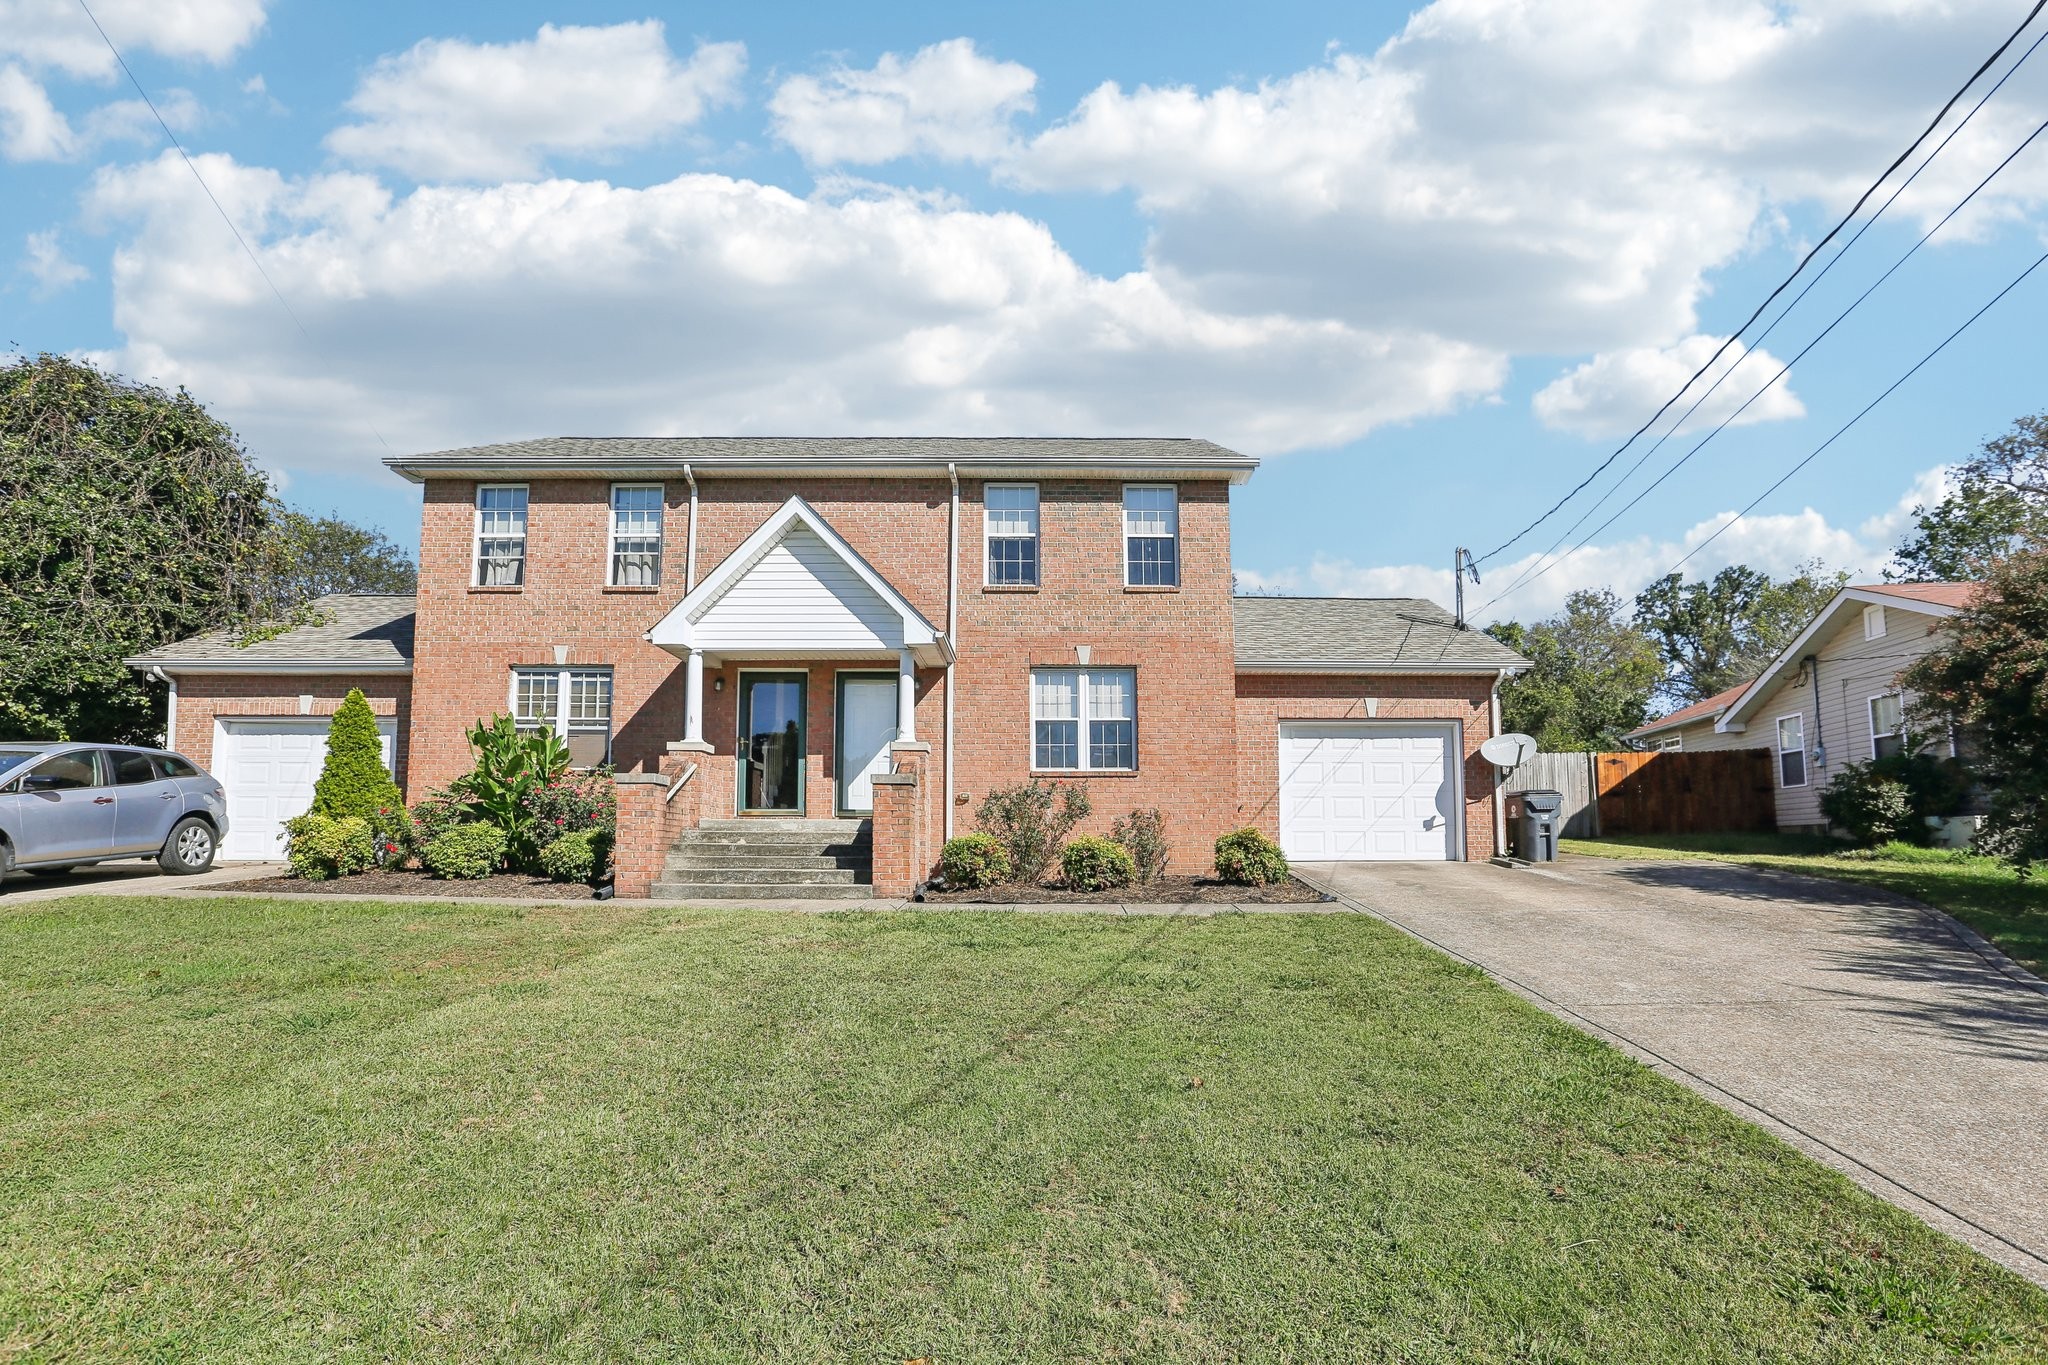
left=521, top=770, right=616, bottom=868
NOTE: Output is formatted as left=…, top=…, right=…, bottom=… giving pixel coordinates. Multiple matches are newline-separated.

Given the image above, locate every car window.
left=0, top=750, right=38, bottom=780
left=156, top=754, right=201, bottom=779
left=108, top=750, right=161, bottom=785
left=22, top=751, right=100, bottom=790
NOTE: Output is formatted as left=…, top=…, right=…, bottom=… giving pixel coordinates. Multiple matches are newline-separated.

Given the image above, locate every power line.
left=1471, top=0, right=2048, bottom=569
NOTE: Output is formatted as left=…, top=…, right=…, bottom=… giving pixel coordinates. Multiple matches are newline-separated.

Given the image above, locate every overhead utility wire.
left=1470, top=0, right=2048, bottom=569
left=1473, top=106, right=2048, bottom=615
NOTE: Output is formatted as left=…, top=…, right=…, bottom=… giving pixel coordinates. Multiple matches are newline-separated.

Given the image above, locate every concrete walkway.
left=1296, top=856, right=2048, bottom=1287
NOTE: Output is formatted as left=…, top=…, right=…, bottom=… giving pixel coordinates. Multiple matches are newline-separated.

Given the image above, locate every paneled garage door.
left=214, top=718, right=397, bottom=861
left=1277, top=722, right=1461, bottom=861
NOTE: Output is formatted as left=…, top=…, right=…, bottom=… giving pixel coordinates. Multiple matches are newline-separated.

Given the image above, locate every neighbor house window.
left=1863, top=604, right=1887, bottom=640
left=512, top=666, right=613, bottom=768
left=1124, top=485, right=1178, bottom=586
left=609, top=484, right=663, bottom=587
left=1870, top=693, right=1905, bottom=759
left=1652, top=734, right=1683, bottom=753
left=475, top=485, right=529, bottom=586
left=1031, top=667, right=1136, bottom=771
left=985, top=484, right=1039, bottom=585
left=1777, top=713, right=1807, bottom=788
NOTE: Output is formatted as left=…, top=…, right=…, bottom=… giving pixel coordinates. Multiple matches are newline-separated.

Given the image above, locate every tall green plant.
left=310, top=688, right=401, bottom=820
left=463, top=714, right=570, bottom=867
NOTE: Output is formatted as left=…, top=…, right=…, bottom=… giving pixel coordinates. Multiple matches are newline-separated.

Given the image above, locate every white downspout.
left=151, top=667, right=177, bottom=751
left=1490, top=671, right=1507, bottom=859
left=945, top=462, right=959, bottom=840
left=683, top=463, right=699, bottom=592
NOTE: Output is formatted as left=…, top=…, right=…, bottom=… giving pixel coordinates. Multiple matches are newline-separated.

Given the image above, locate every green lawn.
left=1562, top=834, right=2048, bottom=977
left=3, top=897, right=2044, bottom=1363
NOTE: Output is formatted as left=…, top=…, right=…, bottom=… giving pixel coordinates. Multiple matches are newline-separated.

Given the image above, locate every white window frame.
left=1776, top=712, right=1808, bottom=788
left=509, top=665, right=614, bottom=767
left=1863, top=604, right=1887, bottom=640
left=1651, top=734, right=1683, bottom=753
left=984, top=483, right=1040, bottom=586
left=1122, top=484, right=1179, bottom=587
left=608, top=483, right=664, bottom=587
left=474, top=484, right=529, bottom=587
left=1029, top=666, right=1137, bottom=772
left=1869, top=692, right=1905, bottom=760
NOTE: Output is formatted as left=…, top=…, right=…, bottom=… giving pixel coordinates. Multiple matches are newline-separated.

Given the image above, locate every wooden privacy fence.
left=1504, top=750, right=1776, bottom=837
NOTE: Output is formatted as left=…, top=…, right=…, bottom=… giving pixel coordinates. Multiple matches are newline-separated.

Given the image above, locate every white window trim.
left=1775, top=711, right=1808, bottom=788
left=1863, top=604, right=1887, bottom=640
left=1122, top=483, right=1179, bottom=588
left=607, top=482, right=665, bottom=587
left=1652, top=734, right=1683, bottom=753
left=1029, top=666, right=1138, bottom=773
left=983, top=482, right=1040, bottom=587
left=1869, top=691, right=1905, bottom=760
left=473, top=483, right=529, bottom=588
left=508, top=665, right=614, bottom=765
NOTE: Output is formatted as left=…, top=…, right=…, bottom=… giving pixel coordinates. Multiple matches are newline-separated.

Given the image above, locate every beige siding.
left=1658, top=717, right=1760, bottom=755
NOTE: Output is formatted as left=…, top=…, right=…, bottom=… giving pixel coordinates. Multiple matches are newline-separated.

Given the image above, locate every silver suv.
left=0, top=743, right=229, bottom=882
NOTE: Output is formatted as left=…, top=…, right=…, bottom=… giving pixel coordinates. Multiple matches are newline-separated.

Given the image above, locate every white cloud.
left=1533, top=334, right=1804, bottom=439
left=770, top=38, right=1036, bottom=166
left=20, top=227, right=88, bottom=294
left=0, top=0, right=268, bottom=78
left=325, top=22, right=746, bottom=181
left=0, top=63, right=74, bottom=159
left=84, top=151, right=1504, bottom=473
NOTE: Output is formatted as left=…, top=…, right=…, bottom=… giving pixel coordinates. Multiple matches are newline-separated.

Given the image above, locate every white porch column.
left=685, top=649, right=705, bottom=744
left=897, top=648, right=917, bottom=743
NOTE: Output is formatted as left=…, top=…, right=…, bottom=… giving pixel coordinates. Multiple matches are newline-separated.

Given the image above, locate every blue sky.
left=6, top=0, right=2048, bottom=621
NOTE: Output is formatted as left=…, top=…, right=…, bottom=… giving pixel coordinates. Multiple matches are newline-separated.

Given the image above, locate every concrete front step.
left=649, top=880, right=874, bottom=901
left=693, top=819, right=870, bottom=836
left=658, top=864, right=867, bottom=886
left=666, top=849, right=871, bottom=869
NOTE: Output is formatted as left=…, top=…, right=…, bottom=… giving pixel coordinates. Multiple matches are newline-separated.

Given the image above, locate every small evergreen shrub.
left=1215, top=827, right=1289, bottom=886
left=1061, top=835, right=1135, bottom=891
left=422, top=823, right=507, bottom=880
left=282, top=813, right=374, bottom=881
left=310, top=689, right=401, bottom=820
left=537, top=829, right=600, bottom=883
left=1110, top=808, right=1171, bottom=882
left=938, top=833, right=1014, bottom=888
left=977, top=781, right=1091, bottom=883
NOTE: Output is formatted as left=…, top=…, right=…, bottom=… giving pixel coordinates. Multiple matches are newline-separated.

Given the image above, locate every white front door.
left=836, top=675, right=899, bottom=814
left=214, top=718, right=397, bottom=860
left=1278, top=722, right=1459, bottom=861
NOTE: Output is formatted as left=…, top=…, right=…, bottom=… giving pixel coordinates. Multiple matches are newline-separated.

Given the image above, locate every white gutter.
left=1490, top=671, right=1507, bottom=859
left=1236, top=660, right=1530, bottom=676
left=385, top=457, right=1258, bottom=485
left=682, top=463, right=699, bottom=592
left=944, top=462, right=959, bottom=841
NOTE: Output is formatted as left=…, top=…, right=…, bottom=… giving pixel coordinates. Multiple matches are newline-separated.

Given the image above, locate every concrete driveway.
left=1296, top=856, right=2048, bottom=1287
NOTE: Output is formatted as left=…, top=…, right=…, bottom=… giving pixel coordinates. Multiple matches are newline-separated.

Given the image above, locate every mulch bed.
left=918, top=874, right=1329, bottom=905
left=220, top=869, right=602, bottom=900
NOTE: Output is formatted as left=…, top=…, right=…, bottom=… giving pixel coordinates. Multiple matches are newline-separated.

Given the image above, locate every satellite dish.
left=1480, top=733, right=1538, bottom=769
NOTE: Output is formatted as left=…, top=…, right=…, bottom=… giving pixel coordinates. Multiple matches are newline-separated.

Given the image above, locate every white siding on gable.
left=690, top=525, right=904, bottom=651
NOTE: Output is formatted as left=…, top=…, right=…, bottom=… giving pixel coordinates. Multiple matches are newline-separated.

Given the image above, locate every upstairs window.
left=475, top=485, right=528, bottom=586
left=513, top=666, right=614, bottom=768
left=985, top=484, right=1039, bottom=585
left=1031, top=667, right=1136, bottom=772
left=1124, top=485, right=1178, bottom=586
left=1776, top=713, right=1807, bottom=788
left=610, top=484, right=664, bottom=587
left=1864, top=604, right=1887, bottom=640
left=1871, top=693, right=1905, bottom=759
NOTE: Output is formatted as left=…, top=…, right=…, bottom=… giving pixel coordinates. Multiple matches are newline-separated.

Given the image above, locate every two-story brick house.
left=130, top=438, right=1526, bottom=894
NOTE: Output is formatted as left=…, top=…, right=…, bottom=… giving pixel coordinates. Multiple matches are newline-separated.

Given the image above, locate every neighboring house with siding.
left=1622, top=582, right=1978, bottom=833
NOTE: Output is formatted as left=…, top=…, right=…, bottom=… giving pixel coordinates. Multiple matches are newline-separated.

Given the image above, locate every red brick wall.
left=168, top=674, right=412, bottom=783
left=1233, top=673, right=1502, bottom=861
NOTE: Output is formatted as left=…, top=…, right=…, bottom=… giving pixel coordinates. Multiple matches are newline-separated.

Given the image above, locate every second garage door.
left=214, top=718, right=398, bottom=861
left=1278, top=721, right=1460, bottom=861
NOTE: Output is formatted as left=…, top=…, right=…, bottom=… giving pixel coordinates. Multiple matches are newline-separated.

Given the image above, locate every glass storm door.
left=836, top=673, right=898, bottom=815
left=739, top=674, right=806, bottom=813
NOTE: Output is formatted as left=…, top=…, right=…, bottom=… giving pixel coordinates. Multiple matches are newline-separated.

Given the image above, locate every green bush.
left=464, top=714, right=571, bottom=868
left=421, top=823, right=508, bottom=880
left=522, top=770, right=617, bottom=864
left=1822, top=754, right=1970, bottom=846
left=977, top=781, right=1092, bottom=883
left=282, top=813, right=374, bottom=881
left=369, top=802, right=414, bottom=867
left=1110, top=808, right=1171, bottom=882
left=1215, top=827, right=1289, bottom=886
left=537, top=829, right=600, bottom=883
left=938, top=833, right=1014, bottom=888
left=310, top=689, right=402, bottom=820
left=407, top=778, right=474, bottom=850
left=1061, top=835, right=1135, bottom=891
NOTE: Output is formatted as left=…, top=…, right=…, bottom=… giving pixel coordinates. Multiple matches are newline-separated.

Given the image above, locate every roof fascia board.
left=1714, top=586, right=1959, bottom=733
left=384, top=457, right=1256, bottom=485
left=121, top=659, right=413, bottom=675
left=1235, top=660, right=1529, bottom=675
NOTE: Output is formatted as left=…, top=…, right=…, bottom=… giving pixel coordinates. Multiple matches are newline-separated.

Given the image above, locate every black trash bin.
left=1513, top=789, right=1564, bottom=863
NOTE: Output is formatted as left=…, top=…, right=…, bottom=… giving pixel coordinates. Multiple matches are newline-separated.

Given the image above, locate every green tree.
left=1902, top=540, right=2048, bottom=869
left=309, top=689, right=401, bottom=820
left=1892, top=413, right=2048, bottom=581
left=1632, top=561, right=1847, bottom=705
left=248, top=510, right=416, bottom=622
left=1485, top=589, right=1662, bottom=750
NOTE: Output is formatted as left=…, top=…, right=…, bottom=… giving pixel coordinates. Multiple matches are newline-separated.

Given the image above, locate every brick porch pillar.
left=611, top=742, right=712, bottom=899
left=870, top=741, right=933, bottom=898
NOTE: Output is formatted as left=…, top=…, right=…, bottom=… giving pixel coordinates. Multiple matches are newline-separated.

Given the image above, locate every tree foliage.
left=1485, top=589, right=1662, bottom=750
left=310, top=689, right=401, bottom=820
left=248, top=511, right=417, bottom=623
left=1892, top=413, right=2048, bottom=582
left=1632, top=561, right=1847, bottom=705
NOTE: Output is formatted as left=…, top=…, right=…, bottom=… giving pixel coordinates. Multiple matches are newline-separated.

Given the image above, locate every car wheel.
left=159, top=817, right=217, bottom=875
left=24, top=866, right=76, bottom=879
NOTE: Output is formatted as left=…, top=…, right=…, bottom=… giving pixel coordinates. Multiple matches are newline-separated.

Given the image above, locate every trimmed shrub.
left=1061, top=835, right=1135, bottom=891
left=282, top=813, right=374, bottom=881
left=1822, top=754, right=1970, bottom=847
left=537, top=829, right=600, bottom=883
left=1110, top=808, right=1171, bottom=882
left=310, top=689, right=401, bottom=820
left=422, top=823, right=507, bottom=880
left=408, top=778, right=475, bottom=850
left=1215, top=827, right=1289, bottom=886
left=939, top=833, right=1014, bottom=889
left=977, top=780, right=1092, bottom=883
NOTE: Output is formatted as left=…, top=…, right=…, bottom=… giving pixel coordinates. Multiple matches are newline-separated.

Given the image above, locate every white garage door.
left=214, top=718, right=398, bottom=861
left=1278, top=722, right=1460, bottom=861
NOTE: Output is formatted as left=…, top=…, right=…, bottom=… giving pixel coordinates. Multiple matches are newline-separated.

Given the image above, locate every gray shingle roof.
left=126, top=594, right=416, bottom=670
left=1234, top=596, right=1528, bottom=670
left=387, top=436, right=1256, bottom=481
